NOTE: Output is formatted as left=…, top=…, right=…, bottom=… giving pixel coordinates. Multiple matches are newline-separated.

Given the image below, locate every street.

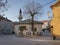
left=0, top=35, right=60, bottom=45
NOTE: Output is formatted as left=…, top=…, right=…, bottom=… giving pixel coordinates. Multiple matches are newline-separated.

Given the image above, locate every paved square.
left=0, top=35, right=60, bottom=45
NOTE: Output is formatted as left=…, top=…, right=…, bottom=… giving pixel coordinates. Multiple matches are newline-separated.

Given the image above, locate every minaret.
left=18, top=9, right=23, bottom=22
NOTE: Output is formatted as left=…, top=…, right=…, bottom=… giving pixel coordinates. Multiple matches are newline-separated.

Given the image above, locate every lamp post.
left=48, top=12, right=50, bottom=20
left=47, top=12, right=50, bottom=32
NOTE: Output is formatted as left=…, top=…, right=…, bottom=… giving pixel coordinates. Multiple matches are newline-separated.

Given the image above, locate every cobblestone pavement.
left=0, top=35, right=60, bottom=45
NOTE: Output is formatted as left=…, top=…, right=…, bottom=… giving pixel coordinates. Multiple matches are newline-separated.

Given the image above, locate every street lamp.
left=47, top=12, right=50, bottom=32
left=48, top=12, right=50, bottom=20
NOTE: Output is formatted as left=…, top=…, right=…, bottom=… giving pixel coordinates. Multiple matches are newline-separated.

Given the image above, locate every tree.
left=0, top=0, right=9, bottom=15
left=24, top=1, right=43, bottom=35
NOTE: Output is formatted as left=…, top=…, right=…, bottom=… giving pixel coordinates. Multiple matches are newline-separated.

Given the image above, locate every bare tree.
left=24, top=1, right=43, bottom=35
left=0, top=0, right=9, bottom=15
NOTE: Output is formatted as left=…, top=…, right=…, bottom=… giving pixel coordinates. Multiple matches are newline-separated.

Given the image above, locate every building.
left=14, top=19, right=43, bottom=36
left=0, top=15, right=14, bottom=34
left=50, top=0, right=60, bottom=39
left=40, top=20, right=52, bottom=36
left=41, top=20, right=48, bottom=30
left=14, top=9, right=43, bottom=36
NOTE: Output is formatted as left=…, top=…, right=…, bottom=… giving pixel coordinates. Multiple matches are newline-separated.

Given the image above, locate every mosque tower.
left=18, top=9, right=23, bottom=22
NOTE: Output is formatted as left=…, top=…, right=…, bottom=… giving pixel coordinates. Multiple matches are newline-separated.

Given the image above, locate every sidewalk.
left=25, top=36, right=53, bottom=40
left=25, top=36, right=60, bottom=42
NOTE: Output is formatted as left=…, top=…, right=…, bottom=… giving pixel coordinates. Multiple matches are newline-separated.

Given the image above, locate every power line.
left=9, top=0, right=57, bottom=20
left=42, top=0, right=56, bottom=7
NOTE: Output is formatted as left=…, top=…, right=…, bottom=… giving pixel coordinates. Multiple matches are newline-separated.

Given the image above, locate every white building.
left=41, top=20, right=51, bottom=36
left=41, top=20, right=48, bottom=30
left=14, top=19, right=43, bottom=36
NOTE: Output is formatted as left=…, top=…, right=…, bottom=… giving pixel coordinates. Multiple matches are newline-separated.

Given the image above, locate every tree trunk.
left=31, top=15, right=35, bottom=35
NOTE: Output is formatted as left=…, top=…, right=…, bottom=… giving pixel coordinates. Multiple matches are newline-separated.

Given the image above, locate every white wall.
left=15, top=24, right=42, bottom=35
left=42, top=22, right=48, bottom=29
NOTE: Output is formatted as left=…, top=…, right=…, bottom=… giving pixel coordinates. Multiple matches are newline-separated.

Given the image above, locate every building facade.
left=0, top=15, right=14, bottom=34
left=14, top=19, right=43, bottom=36
left=50, top=0, right=60, bottom=39
left=41, top=20, right=48, bottom=30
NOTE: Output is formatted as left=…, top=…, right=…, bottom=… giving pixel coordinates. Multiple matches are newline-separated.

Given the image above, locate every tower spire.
left=18, top=8, right=23, bottom=22
left=19, top=9, right=22, bottom=14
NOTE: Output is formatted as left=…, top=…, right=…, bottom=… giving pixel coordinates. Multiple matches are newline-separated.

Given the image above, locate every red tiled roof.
left=41, top=20, right=48, bottom=22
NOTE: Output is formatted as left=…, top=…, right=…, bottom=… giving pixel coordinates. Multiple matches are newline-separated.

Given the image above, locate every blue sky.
left=2, top=0, right=57, bottom=22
